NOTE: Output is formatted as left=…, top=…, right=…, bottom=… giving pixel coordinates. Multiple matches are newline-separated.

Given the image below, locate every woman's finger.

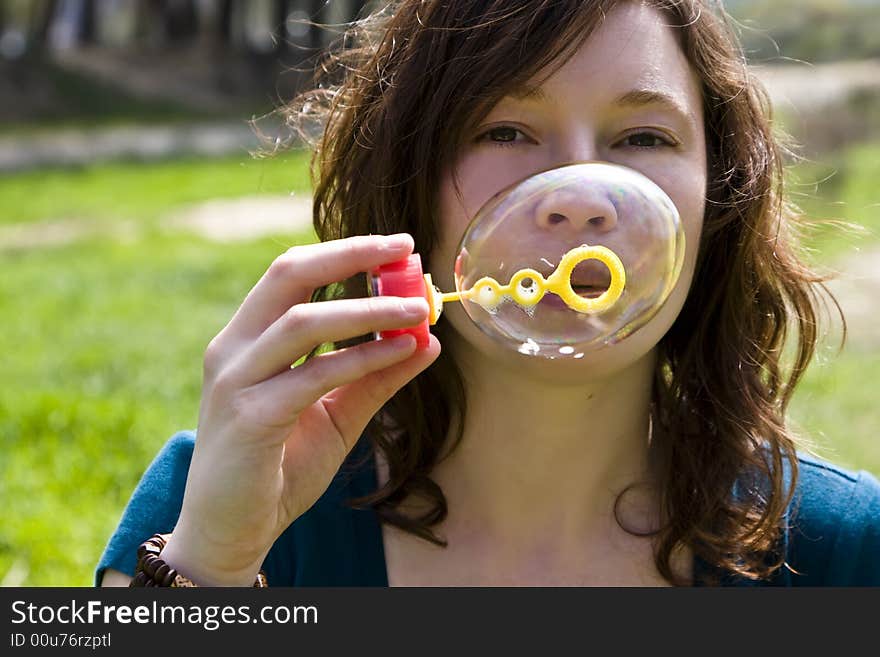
left=291, top=334, right=442, bottom=454
left=229, top=333, right=426, bottom=437
left=225, top=295, right=429, bottom=386
left=223, top=233, right=415, bottom=341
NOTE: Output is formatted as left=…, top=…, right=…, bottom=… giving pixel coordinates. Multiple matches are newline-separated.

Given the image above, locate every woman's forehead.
left=504, top=2, right=703, bottom=116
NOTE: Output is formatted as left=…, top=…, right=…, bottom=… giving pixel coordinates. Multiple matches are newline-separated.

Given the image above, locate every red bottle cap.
left=371, top=254, right=431, bottom=349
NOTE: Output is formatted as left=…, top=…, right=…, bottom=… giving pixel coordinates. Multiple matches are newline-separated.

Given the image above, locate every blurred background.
left=1, top=0, right=878, bottom=586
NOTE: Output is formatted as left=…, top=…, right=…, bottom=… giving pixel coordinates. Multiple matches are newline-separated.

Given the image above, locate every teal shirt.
left=95, top=430, right=880, bottom=586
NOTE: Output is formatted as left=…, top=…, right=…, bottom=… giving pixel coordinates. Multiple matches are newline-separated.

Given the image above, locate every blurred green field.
left=0, top=150, right=312, bottom=226
left=0, top=232, right=312, bottom=586
left=784, top=143, right=880, bottom=473
left=1, top=143, right=878, bottom=586
left=790, top=142, right=880, bottom=259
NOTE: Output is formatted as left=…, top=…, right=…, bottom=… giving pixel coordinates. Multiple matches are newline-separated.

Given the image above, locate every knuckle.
left=228, top=382, right=299, bottom=433
left=300, top=356, right=336, bottom=392
left=345, top=345, right=373, bottom=379
left=363, top=295, right=395, bottom=318
left=207, top=367, right=238, bottom=400
left=227, top=385, right=259, bottom=422
left=203, top=335, right=227, bottom=379
left=266, top=251, right=299, bottom=281
left=342, top=235, right=370, bottom=258
left=334, top=235, right=377, bottom=269
left=280, top=303, right=316, bottom=336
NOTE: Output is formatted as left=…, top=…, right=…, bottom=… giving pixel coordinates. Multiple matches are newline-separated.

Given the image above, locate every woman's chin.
left=440, top=307, right=661, bottom=386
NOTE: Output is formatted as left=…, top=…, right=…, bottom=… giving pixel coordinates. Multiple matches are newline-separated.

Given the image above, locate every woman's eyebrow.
left=612, top=89, right=695, bottom=123
left=508, top=84, right=553, bottom=103
left=506, top=85, right=695, bottom=125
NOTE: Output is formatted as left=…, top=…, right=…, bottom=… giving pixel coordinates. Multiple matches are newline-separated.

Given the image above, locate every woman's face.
left=432, top=2, right=708, bottom=378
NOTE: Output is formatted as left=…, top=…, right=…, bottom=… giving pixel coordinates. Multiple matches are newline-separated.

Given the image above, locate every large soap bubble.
left=370, top=162, right=685, bottom=358
left=434, top=161, right=685, bottom=358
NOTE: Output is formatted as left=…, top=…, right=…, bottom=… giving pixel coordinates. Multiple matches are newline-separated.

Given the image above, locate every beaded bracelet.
left=130, top=533, right=268, bottom=588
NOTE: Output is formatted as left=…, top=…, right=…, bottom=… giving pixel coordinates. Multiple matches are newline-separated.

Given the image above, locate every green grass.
left=789, top=142, right=880, bottom=261
left=0, top=143, right=878, bottom=586
left=0, top=150, right=313, bottom=226
left=765, top=143, right=880, bottom=473
left=0, top=233, right=315, bottom=586
left=789, top=341, right=880, bottom=474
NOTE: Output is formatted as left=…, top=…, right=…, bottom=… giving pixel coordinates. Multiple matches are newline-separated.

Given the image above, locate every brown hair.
left=283, top=0, right=840, bottom=585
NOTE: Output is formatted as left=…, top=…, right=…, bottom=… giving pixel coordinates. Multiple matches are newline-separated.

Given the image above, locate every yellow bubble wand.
left=370, top=244, right=626, bottom=349
left=424, top=244, right=626, bottom=323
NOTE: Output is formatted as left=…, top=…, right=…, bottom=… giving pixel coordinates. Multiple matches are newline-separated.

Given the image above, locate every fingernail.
left=383, top=233, right=412, bottom=249
left=401, top=297, right=428, bottom=316
left=386, top=334, right=416, bottom=350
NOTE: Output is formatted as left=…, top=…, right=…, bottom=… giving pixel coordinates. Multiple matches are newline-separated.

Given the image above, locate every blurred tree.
left=15, top=0, right=372, bottom=55
left=273, top=0, right=290, bottom=53
left=3, top=0, right=378, bottom=123
left=730, top=0, right=880, bottom=62
left=78, top=0, right=96, bottom=45
left=134, top=0, right=164, bottom=46
left=217, top=0, right=234, bottom=46
left=306, top=0, right=326, bottom=53
left=163, top=0, right=198, bottom=42
left=132, top=0, right=199, bottom=46
left=27, top=0, right=58, bottom=50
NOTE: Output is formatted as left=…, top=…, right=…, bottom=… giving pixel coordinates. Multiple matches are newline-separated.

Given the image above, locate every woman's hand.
left=161, top=233, right=440, bottom=586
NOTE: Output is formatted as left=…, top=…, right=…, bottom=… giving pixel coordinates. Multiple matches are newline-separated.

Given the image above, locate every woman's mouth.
left=572, top=284, right=610, bottom=299
left=512, top=253, right=615, bottom=309
left=538, top=285, right=609, bottom=310
left=569, top=259, right=612, bottom=298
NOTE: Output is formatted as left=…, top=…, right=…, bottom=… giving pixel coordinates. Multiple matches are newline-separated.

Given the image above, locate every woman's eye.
left=480, top=126, right=527, bottom=145
left=621, top=132, right=673, bottom=149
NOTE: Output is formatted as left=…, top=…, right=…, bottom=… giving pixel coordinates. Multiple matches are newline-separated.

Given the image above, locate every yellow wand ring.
left=545, top=245, right=626, bottom=314
left=428, top=244, right=626, bottom=318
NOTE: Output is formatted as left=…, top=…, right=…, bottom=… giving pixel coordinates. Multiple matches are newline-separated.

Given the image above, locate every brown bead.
left=137, top=540, right=162, bottom=560
left=146, top=535, right=166, bottom=550
left=131, top=571, right=148, bottom=587
left=154, top=563, right=170, bottom=582
left=142, top=555, right=160, bottom=578
left=161, top=569, right=177, bottom=587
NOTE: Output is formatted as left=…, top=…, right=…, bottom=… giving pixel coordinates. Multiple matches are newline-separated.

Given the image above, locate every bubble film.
left=445, top=162, right=685, bottom=358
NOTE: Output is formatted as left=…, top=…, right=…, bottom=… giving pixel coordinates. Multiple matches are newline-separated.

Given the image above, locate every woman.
left=98, top=0, right=880, bottom=587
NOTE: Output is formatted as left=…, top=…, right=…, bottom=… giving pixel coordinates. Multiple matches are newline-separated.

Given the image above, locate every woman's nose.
left=534, top=188, right=618, bottom=234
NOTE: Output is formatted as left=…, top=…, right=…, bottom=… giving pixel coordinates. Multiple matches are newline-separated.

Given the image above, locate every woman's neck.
left=431, top=340, right=660, bottom=548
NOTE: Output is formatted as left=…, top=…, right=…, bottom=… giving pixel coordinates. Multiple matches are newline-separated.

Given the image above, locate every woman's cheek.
left=645, top=157, right=707, bottom=248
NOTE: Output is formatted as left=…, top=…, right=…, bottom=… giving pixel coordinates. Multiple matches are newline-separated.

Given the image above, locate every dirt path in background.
left=161, top=195, right=314, bottom=241
left=0, top=122, right=261, bottom=172
left=753, top=59, right=880, bottom=111
left=822, top=246, right=880, bottom=347
left=0, top=194, right=313, bottom=249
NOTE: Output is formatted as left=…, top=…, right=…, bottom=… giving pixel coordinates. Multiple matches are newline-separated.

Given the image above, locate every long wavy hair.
left=281, top=0, right=840, bottom=585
